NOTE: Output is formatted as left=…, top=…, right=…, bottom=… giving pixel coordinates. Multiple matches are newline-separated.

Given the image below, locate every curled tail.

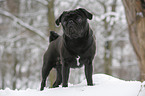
left=49, top=31, right=59, bottom=42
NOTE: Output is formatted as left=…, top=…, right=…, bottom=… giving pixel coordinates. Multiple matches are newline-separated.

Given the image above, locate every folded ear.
left=55, top=12, right=66, bottom=26
left=55, top=14, right=62, bottom=26
left=78, top=8, right=93, bottom=20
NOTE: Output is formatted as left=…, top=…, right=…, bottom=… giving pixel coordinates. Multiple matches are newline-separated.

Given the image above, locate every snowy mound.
left=0, top=74, right=145, bottom=96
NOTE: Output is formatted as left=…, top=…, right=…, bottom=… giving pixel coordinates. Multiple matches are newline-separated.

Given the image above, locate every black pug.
left=40, top=8, right=96, bottom=90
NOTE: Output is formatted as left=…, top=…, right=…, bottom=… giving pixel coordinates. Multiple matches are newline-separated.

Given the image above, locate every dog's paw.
left=62, top=84, right=68, bottom=87
left=87, top=83, right=94, bottom=86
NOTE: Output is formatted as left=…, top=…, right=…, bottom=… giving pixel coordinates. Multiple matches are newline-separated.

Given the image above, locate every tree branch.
left=0, top=9, right=48, bottom=41
left=36, top=0, right=48, bottom=6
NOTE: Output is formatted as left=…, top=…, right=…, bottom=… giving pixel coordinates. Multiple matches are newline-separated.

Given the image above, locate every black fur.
left=141, top=0, right=145, bottom=9
left=49, top=31, right=59, bottom=42
left=40, top=8, right=96, bottom=90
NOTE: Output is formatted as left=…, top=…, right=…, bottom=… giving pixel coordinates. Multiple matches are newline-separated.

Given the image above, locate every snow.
left=0, top=74, right=144, bottom=96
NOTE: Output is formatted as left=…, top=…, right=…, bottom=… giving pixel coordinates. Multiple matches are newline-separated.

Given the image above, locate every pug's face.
left=56, top=8, right=93, bottom=39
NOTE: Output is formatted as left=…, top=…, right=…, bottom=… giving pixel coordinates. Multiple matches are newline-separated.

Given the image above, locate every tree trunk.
left=104, top=41, right=113, bottom=75
left=103, top=0, right=117, bottom=75
left=47, top=0, right=56, bottom=87
left=122, top=0, right=145, bottom=81
left=1, top=67, right=5, bottom=89
left=12, top=58, right=18, bottom=90
left=137, top=17, right=145, bottom=81
left=7, top=0, right=19, bottom=15
left=102, top=1, right=111, bottom=75
left=47, top=0, right=56, bottom=36
left=7, top=0, right=20, bottom=89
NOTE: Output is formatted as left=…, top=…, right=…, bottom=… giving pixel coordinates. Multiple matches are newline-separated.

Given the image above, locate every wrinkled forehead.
left=62, top=10, right=83, bottom=18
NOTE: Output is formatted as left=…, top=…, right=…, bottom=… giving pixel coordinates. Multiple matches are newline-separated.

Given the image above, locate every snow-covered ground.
left=0, top=74, right=145, bottom=96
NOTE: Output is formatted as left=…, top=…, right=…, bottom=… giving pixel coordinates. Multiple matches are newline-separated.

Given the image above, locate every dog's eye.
left=63, top=21, right=67, bottom=25
left=77, top=17, right=82, bottom=22
left=62, top=18, right=68, bottom=25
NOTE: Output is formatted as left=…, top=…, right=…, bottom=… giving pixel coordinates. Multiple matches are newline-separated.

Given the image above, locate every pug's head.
left=55, top=8, right=93, bottom=39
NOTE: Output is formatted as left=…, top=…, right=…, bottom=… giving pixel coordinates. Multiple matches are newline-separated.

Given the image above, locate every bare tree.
left=47, top=0, right=56, bottom=33
left=98, top=0, right=117, bottom=75
left=7, top=0, right=20, bottom=90
left=122, top=0, right=145, bottom=81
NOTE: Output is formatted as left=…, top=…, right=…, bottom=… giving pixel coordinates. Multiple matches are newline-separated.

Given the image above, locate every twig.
left=137, top=84, right=143, bottom=96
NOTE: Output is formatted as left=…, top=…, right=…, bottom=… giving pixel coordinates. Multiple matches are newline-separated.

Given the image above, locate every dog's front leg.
left=84, top=60, right=93, bottom=86
left=62, top=59, right=70, bottom=87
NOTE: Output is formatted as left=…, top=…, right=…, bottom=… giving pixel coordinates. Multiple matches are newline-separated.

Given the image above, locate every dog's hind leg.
left=53, top=64, right=62, bottom=88
left=40, top=61, right=53, bottom=91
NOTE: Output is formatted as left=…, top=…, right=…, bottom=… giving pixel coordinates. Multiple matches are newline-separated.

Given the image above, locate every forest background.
left=0, top=0, right=145, bottom=90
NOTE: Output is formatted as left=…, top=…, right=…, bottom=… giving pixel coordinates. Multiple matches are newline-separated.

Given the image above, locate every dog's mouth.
left=71, top=33, right=79, bottom=39
left=69, top=26, right=75, bottom=32
left=67, top=26, right=81, bottom=39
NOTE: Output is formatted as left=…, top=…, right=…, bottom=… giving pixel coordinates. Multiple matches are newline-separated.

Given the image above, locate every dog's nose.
left=69, top=20, right=73, bottom=23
